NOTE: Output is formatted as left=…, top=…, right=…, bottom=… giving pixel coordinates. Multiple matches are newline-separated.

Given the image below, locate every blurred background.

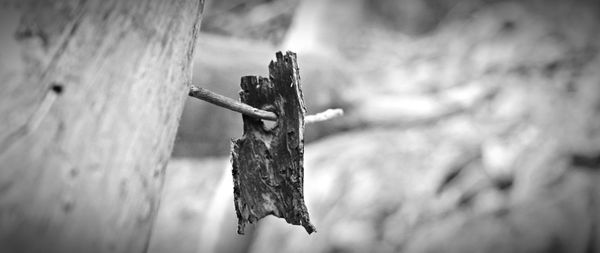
left=149, top=0, right=600, bottom=252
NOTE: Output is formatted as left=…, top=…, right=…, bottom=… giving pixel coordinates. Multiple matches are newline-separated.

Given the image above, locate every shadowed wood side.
left=0, top=1, right=204, bottom=253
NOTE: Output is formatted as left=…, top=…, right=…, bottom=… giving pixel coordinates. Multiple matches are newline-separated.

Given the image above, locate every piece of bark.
left=231, top=51, right=316, bottom=234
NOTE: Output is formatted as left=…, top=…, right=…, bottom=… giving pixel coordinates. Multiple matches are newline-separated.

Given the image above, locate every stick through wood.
left=189, top=85, right=342, bottom=123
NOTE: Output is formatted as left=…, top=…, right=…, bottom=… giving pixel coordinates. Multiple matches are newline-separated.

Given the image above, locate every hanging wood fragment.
left=231, top=51, right=316, bottom=234
left=188, top=51, right=343, bottom=234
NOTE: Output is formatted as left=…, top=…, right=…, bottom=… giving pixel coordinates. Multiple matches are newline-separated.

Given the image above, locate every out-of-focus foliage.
left=201, top=0, right=299, bottom=44
left=158, top=0, right=600, bottom=252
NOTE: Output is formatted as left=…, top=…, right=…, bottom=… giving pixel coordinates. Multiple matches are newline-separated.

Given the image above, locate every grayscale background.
left=150, top=0, right=600, bottom=252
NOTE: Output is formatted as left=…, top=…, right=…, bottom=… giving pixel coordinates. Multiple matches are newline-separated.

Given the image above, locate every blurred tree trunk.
left=0, top=1, right=203, bottom=252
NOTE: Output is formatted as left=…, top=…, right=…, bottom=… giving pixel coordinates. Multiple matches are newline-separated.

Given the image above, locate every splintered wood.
left=231, top=52, right=316, bottom=234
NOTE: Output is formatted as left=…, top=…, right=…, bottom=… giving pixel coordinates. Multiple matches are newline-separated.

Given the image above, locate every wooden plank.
left=0, top=1, right=204, bottom=252
left=231, top=51, right=316, bottom=234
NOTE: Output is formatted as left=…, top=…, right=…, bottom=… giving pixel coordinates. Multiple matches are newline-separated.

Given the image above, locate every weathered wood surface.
left=231, top=52, right=316, bottom=234
left=0, top=1, right=203, bottom=253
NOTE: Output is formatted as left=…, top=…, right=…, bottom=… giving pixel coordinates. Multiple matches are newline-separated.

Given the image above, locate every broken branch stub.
left=231, top=51, right=316, bottom=234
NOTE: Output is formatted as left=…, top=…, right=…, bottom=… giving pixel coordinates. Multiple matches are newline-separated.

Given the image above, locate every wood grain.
left=0, top=1, right=204, bottom=252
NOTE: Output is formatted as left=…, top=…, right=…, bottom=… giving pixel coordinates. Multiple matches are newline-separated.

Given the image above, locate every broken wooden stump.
left=231, top=51, right=316, bottom=234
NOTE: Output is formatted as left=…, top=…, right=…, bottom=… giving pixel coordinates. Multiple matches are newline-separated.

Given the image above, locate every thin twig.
left=189, top=85, right=277, bottom=121
left=188, top=85, right=343, bottom=124
left=305, top=109, right=344, bottom=124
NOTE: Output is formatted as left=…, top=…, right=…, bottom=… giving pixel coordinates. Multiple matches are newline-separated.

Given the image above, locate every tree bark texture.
left=0, top=1, right=203, bottom=252
left=232, top=52, right=316, bottom=234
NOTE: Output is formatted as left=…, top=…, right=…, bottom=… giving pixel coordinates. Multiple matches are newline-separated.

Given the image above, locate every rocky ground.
left=150, top=0, right=600, bottom=252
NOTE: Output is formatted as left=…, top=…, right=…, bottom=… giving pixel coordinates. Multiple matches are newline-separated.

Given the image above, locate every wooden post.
left=0, top=1, right=204, bottom=252
left=231, top=52, right=316, bottom=234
